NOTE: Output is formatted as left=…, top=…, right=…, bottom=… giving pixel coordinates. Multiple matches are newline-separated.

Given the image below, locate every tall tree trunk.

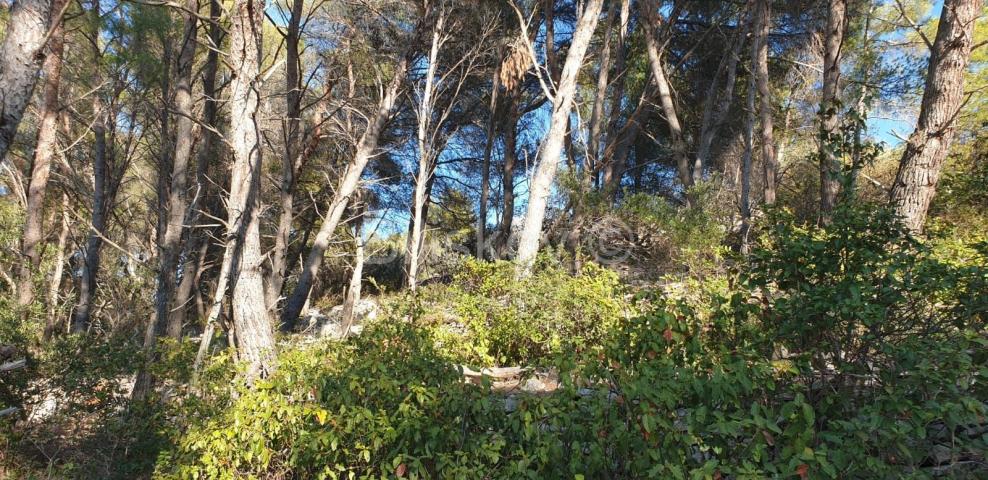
left=600, top=0, right=633, bottom=200
left=71, top=0, right=107, bottom=333
left=407, top=12, right=444, bottom=291
left=602, top=94, right=648, bottom=196
left=17, top=0, right=69, bottom=308
left=493, top=97, right=519, bottom=258
left=642, top=0, right=693, bottom=203
left=515, top=0, right=604, bottom=277
left=266, top=0, right=305, bottom=310
left=280, top=54, right=410, bottom=330
left=340, top=204, right=364, bottom=338
left=476, top=61, right=501, bottom=259
left=406, top=161, right=433, bottom=290
left=740, top=49, right=756, bottom=249
left=818, top=0, right=846, bottom=223
left=224, top=0, right=277, bottom=379
left=569, top=5, right=616, bottom=274
left=43, top=191, right=69, bottom=339
left=0, top=0, right=51, bottom=161
left=695, top=20, right=744, bottom=177
left=169, top=0, right=222, bottom=336
left=587, top=1, right=617, bottom=174
left=405, top=172, right=434, bottom=289
left=848, top=5, right=875, bottom=193
left=753, top=0, right=777, bottom=205
left=889, top=0, right=978, bottom=233
left=152, top=0, right=199, bottom=341
left=133, top=0, right=201, bottom=400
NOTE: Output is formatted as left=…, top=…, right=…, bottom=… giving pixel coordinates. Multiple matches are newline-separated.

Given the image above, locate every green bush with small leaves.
left=415, top=257, right=630, bottom=366
left=159, top=202, right=987, bottom=479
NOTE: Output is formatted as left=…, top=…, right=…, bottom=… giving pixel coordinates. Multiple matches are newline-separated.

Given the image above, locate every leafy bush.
left=612, top=189, right=730, bottom=279
left=160, top=202, right=986, bottom=479
left=414, top=257, right=630, bottom=366
left=159, top=322, right=513, bottom=479
left=739, top=203, right=987, bottom=477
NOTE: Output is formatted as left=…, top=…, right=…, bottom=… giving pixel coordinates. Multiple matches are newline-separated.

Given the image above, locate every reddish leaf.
left=663, top=328, right=674, bottom=342
left=395, top=463, right=407, bottom=478
left=796, top=463, right=809, bottom=480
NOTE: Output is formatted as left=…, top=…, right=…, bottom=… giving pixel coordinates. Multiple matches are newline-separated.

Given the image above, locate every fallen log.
left=0, top=359, right=26, bottom=372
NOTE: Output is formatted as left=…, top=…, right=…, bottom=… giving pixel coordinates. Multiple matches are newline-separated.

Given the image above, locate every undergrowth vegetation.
left=137, top=203, right=987, bottom=479
left=1, top=201, right=986, bottom=479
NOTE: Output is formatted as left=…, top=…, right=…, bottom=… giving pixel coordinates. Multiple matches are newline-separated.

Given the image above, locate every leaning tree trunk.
left=753, top=0, right=777, bottom=205
left=17, top=0, right=69, bottom=308
left=0, top=0, right=51, bottom=162
left=889, top=0, right=979, bottom=233
left=818, top=0, right=846, bottom=223
left=642, top=0, right=692, bottom=202
left=280, top=54, right=409, bottom=330
left=515, top=0, right=604, bottom=278
left=224, top=0, right=277, bottom=380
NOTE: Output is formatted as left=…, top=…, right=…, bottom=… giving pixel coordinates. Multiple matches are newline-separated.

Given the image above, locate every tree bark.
left=169, top=0, right=222, bottom=336
left=266, top=0, right=305, bottom=310
left=153, top=0, right=199, bottom=341
left=587, top=1, right=617, bottom=174
left=224, top=0, right=277, bottom=379
left=600, top=0, right=633, bottom=200
left=71, top=0, right=108, bottom=333
left=476, top=60, right=501, bottom=259
left=492, top=96, right=519, bottom=258
left=602, top=94, right=648, bottom=196
left=0, top=0, right=51, bottom=162
left=407, top=11, right=448, bottom=291
left=819, top=0, right=846, bottom=223
left=43, top=191, right=69, bottom=339
left=514, top=0, right=604, bottom=277
left=642, top=0, right=693, bottom=203
left=133, top=0, right=201, bottom=401
left=17, top=0, right=69, bottom=308
left=741, top=45, right=756, bottom=249
left=695, top=20, right=744, bottom=178
left=340, top=204, right=364, bottom=338
left=753, top=0, right=777, bottom=205
left=280, top=53, right=410, bottom=330
left=889, top=0, right=978, bottom=233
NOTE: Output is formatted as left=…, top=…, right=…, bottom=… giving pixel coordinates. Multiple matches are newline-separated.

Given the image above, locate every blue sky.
left=866, top=0, right=947, bottom=147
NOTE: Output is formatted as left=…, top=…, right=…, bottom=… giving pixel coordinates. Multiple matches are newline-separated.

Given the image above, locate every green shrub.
left=416, top=257, right=629, bottom=366
left=159, top=202, right=986, bottom=479
left=613, top=189, right=730, bottom=279
left=158, top=322, right=514, bottom=479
